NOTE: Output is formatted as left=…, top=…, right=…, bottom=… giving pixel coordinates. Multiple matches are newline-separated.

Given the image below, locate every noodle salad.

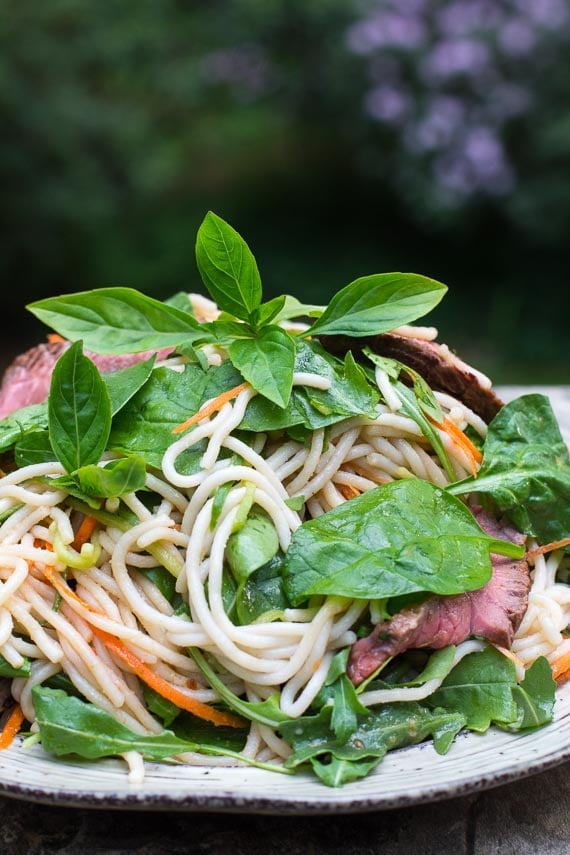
left=0, top=211, right=567, bottom=787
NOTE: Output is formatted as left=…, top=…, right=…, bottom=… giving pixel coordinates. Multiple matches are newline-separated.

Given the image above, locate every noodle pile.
left=0, top=323, right=567, bottom=783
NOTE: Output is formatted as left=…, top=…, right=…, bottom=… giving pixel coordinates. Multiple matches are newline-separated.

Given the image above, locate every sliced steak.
left=347, top=508, right=529, bottom=686
left=319, top=332, right=503, bottom=423
left=0, top=340, right=172, bottom=419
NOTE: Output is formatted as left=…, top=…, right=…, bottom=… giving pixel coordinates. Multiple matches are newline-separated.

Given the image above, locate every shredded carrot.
left=526, top=537, right=570, bottom=562
left=0, top=704, right=25, bottom=750
left=90, top=625, right=244, bottom=728
left=431, top=416, right=483, bottom=477
left=337, top=483, right=360, bottom=501
left=172, top=382, right=250, bottom=434
left=43, top=568, right=244, bottom=729
left=48, top=333, right=66, bottom=344
left=551, top=653, right=570, bottom=685
left=72, top=515, right=99, bottom=551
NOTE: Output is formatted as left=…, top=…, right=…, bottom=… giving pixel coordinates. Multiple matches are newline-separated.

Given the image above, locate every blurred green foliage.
left=1, top=1, right=569, bottom=382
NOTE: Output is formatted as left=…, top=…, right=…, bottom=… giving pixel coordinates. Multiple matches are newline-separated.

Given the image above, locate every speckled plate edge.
left=0, top=386, right=568, bottom=815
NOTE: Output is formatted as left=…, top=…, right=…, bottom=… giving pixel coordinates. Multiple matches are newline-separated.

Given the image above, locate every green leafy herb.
left=195, top=210, right=262, bottom=322
left=305, top=273, right=447, bottom=338
left=227, top=324, right=296, bottom=408
left=48, top=341, right=112, bottom=473
left=448, top=394, right=570, bottom=544
left=283, top=479, right=524, bottom=605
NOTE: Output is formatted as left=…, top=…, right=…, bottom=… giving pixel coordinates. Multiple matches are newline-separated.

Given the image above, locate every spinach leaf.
left=225, top=508, right=280, bottom=584
left=509, top=656, right=556, bottom=730
left=109, top=361, right=242, bottom=470
left=283, top=479, right=525, bottom=605
left=227, top=325, right=296, bottom=408
left=448, top=394, right=570, bottom=544
left=306, top=273, right=447, bottom=338
left=240, top=342, right=379, bottom=432
left=48, top=341, right=112, bottom=473
left=235, top=554, right=290, bottom=625
left=0, top=654, right=30, bottom=678
left=195, top=211, right=262, bottom=322
left=0, top=402, right=50, bottom=454
left=27, top=287, right=202, bottom=354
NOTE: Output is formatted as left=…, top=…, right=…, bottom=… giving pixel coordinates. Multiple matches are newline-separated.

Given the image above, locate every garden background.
left=2, top=1, right=569, bottom=383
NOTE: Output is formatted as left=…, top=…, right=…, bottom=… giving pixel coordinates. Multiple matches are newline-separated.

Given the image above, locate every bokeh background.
left=2, top=0, right=569, bottom=383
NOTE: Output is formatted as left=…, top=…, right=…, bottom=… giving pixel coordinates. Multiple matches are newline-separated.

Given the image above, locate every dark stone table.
left=0, top=386, right=568, bottom=854
left=0, top=763, right=569, bottom=854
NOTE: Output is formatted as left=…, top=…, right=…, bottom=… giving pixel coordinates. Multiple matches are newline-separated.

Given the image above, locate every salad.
left=0, top=211, right=567, bottom=788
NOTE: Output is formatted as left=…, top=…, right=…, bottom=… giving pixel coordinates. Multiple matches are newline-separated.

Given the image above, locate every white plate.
left=0, top=385, right=568, bottom=813
left=0, top=679, right=569, bottom=813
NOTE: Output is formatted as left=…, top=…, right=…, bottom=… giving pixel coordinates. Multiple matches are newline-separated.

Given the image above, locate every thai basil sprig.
left=28, top=211, right=448, bottom=408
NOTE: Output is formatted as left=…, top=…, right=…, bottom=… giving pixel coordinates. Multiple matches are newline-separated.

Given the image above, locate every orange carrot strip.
left=0, top=704, right=25, bottom=750
left=72, top=515, right=99, bottom=551
left=430, top=416, right=483, bottom=477
left=551, top=653, right=570, bottom=685
left=337, top=483, right=360, bottom=501
left=172, top=382, right=249, bottom=434
left=48, top=333, right=66, bottom=344
left=526, top=537, right=570, bottom=562
left=43, top=568, right=244, bottom=729
left=90, top=625, right=244, bottom=728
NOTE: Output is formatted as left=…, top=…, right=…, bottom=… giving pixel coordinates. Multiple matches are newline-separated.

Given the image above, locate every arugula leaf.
left=48, top=341, right=112, bottom=473
left=283, top=479, right=524, bottom=605
left=448, top=394, right=570, bottom=544
left=32, top=686, right=247, bottom=761
left=27, top=287, right=203, bottom=354
left=190, top=648, right=291, bottom=728
left=280, top=702, right=465, bottom=787
left=306, top=273, right=447, bottom=338
left=428, top=646, right=555, bottom=732
left=227, top=325, right=296, bottom=408
left=195, top=211, right=262, bottom=322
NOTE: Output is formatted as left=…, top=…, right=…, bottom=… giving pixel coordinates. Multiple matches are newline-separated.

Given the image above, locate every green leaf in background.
left=306, top=273, right=447, bottom=337
left=48, top=341, right=112, bottom=473
left=448, top=394, right=570, bottom=544
left=283, top=479, right=524, bottom=605
left=195, top=211, right=262, bottom=322
left=27, top=287, right=202, bottom=354
left=227, top=324, right=296, bottom=407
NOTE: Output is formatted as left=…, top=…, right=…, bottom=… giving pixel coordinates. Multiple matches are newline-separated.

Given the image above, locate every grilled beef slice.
left=319, top=332, right=503, bottom=423
left=347, top=508, right=529, bottom=686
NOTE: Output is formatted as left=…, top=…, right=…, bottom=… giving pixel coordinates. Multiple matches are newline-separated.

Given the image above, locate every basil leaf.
left=54, top=456, right=147, bottom=499
left=306, top=273, right=447, bottom=337
left=27, top=287, right=202, bottom=354
left=253, top=295, right=286, bottom=326
left=283, top=479, right=525, bottom=605
left=448, top=394, right=570, bottom=544
left=228, top=325, right=295, bottom=408
left=48, top=341, right=112, bottom=473
left=195, top=211, right=262, bottom=322
left=273, top=295, right=325, bottom=323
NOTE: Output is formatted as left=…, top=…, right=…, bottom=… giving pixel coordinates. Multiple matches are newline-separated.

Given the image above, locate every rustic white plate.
left=0, top=386, right=567, bottom=813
